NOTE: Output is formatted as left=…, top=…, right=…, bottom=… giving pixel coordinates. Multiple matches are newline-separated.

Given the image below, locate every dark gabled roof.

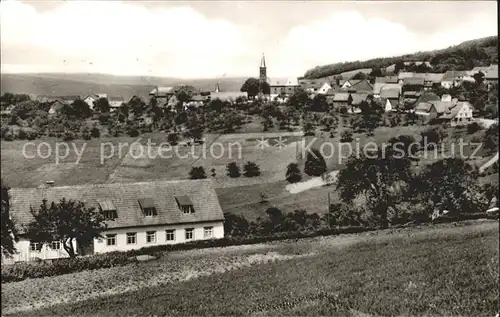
left=138, top=198, right=155, bottom=210
left=403, top=77, right=425, bottom=86
left=442, top=70, right=466, bottom=81
left=414, top=92, right=441, bottom=105
left=175, top=195, right=193, bottom=206
left=332, top=92, right=350, bottom=101
left=349, top=80, right=373, bottom=92
left=380, top=88, right=400, bottom=99
left=351, top=93, right=369, bottom=105
left=149, top=87, right=174, bottom=97
left=97, top=200, right=117, bottom=211
left=9, top=179, right=224, bottom=232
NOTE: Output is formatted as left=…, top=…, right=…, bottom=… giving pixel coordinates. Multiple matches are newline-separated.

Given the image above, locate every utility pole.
left=327, top=192, right=331, bottom=229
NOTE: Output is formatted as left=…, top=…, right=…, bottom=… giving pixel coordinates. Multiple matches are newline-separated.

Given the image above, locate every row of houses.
left=3, top=179, right=225, bottom=264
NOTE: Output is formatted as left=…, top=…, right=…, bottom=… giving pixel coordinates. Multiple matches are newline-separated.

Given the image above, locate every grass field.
left=3, top=220, right=498, bottom=316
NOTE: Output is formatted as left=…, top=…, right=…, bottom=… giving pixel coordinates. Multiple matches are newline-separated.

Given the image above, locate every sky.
left=0, top=0, right=497, bottom=79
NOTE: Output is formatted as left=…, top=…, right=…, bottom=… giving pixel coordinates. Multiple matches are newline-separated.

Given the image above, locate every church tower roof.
left=260, top=53, right=266, bottom=68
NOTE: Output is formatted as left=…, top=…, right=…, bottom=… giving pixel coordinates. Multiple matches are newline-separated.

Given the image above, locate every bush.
left=340, top=130, right=353, bottom=142
left=63, top=131, right=75, bottom=141
left=226, top=162, right=241, bottom=178
left=304, top=148, right=326, bottom=176
left=467, top=122, right=482, bottom=134
left=91, top=126, right=100, bottom=138
left=286, top=163, right=302, bottom=183
left=167, top=133, right=179, bottom=145
left=243, top=161, right=261, bottom=177
left=189, top=166, right=207, bottom=179
left=17, top=128, right=28, bottom=140
left=127, top=127, right=140, bottom=137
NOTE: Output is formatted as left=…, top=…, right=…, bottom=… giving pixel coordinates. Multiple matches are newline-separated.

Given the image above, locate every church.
left=259, top=54, right=300, bottom=99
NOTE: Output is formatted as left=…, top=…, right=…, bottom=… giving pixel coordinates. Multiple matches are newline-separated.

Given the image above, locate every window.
left=126, top=232, right=137, bottom=245
left=144, top=208, right=155, bottom=217
left=106, top=234, right=117, bottom=246
left=30, top=242, right=42, bottom=252
left=204, top=226, right=213, bottom=238
left=51, top=241, right=61, bottom=250
left=138, top=198, right=156, bottom=217
left=185, top=228, right=194, bottom=240
left=98, top=200, right=118, bottom=220
left=166, top=230, right=175, bottom=241
left=175, top=196, right=194, bottom=214
left=146, top=231, right=156, bottom=243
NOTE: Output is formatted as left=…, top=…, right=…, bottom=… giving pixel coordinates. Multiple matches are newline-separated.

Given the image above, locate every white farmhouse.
left=3, top=179, right=225, bottom=263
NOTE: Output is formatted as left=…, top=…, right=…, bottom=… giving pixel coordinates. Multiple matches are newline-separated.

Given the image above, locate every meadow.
left=3, top=220, right=498, bottom=316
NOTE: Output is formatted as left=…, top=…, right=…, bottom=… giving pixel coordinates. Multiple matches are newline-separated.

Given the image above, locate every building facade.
left=4, top=179, right=225, bottom=263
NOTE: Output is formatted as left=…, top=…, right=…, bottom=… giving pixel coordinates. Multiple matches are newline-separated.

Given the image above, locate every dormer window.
left=98, top=200, right=117, bottom=220
left=175, top=196, right=194, bottom=214
left=138, top=198, right=157, bottom=217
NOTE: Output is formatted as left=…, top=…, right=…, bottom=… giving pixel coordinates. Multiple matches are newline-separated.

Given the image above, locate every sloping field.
left=3, top=220, right=498, bottom=316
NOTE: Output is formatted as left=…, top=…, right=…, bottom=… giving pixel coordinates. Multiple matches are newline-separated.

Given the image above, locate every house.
left=414, top=102, right=438, bottom=117
left=149, top=87, right=175, bottom=99
left=3, top=179, right=225, bottom=263
left=441, top=94, right=452, bottom=102
left=421, top=73, right=444, bottom=90
left=439, top=101, right=474, bottom=126
left=348, top=80, right=373, bottom=93
left=375, top=76, right=399, bottom=84
left=373, top=83, right=402, bottom=98
left=209, top=91, right=248, bottom=103
left=299, top=80, right=331, bottom=94
left=340, top=79, right=363, bottom=89
left=108, top=96, right=124, bottom=109
left=349, top=93, right=368, bottom=113
left=441, top=71, right=466, bottom=89
left=48, top=100, right=71, bottom=115
left=380, top=88, right=400, bottom=112
left=83, top=94, right=108, bottom=109
left=329, top=92, right=352, bottom=110
left=484, top=65, right=498, bottom=85
left=269, top=78, right=300, bottom=97
left=403, top=77, right=425, bottom=91
left=317, top=82, right=332, bottom=94
left=397, top=72, right=416, bottom=84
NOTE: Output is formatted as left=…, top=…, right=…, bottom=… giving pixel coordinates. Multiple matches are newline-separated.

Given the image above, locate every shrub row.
left=2, top=215, right=497, bottom=283
left=2, top=226, right=377, bottom=283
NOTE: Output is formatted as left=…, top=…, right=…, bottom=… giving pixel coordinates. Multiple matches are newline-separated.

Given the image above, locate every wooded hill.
left=303, top=36, right=498, bottom=79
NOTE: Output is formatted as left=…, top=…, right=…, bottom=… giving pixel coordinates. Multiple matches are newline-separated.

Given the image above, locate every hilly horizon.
left=0, top=73, right=248, bottom=100
left=302, top=35, right=498, bottom=79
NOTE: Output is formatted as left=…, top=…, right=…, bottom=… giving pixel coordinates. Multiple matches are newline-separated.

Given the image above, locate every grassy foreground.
left=4, top=220, right=498, bottom=317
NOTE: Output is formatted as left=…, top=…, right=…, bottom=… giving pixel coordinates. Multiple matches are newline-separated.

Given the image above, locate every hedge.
left=2, top=215, right=498, bottom=283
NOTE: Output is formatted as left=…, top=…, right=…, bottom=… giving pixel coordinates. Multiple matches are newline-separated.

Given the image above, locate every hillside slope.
left=303, top=36, right=498, bottom=79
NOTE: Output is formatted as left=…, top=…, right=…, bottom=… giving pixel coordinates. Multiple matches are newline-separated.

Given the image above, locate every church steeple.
left=215, top=81, right=220, bottom=92
left=259, top=53, right=267, bottom=84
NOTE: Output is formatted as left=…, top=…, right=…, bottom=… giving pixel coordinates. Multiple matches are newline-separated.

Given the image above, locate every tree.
left=286, top=88, right=310, bottom=110
left=386, top=135, right=418, bottom=159
left=311, top=94, right=328, bottom=112
left=240, top=78, right=260, bottom=98
left=226, top=162, right=241, bottom=178
left=25, top=198, right=107, bottom=258
left=174, top=85, right=196, bottom=104
left=411, top=158, right=482, bottom=215
left=243, top=161, right=261, bottom=177
left=352, top=72, right=368, bottom=80
left=394, top=61, right=406, bottom=74
left=340, top=130, right=353, bottom=142
left=91, top=126, right=100, bottom=138
left=304, top=148, right=327, bottom=176
left=94, top=98, right=110, bottom=113
left=1, top=180, right=17, bottom=257
left=483, top=123, right=498, bottom=153
left=223, top=212, right=249, bottom=236
left=189, top=166, right=207, bottom=179
left=286, top=163, right=302, bottom=183
left=63, top=99, right=92, bottom=119
left=336, top=151, right=412, bottom=228
left=167, top=132, right=180, bottom=145
left=473, top=71, right=485, bottom=85
left=260, top=81, right=271, bottom=95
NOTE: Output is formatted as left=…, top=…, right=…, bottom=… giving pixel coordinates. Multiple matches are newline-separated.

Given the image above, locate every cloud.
left=275, top=10, right=497, bottom=76
left=0, top=1, right=497, bottom=79
left=0, top=0, right=254, bottom=77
